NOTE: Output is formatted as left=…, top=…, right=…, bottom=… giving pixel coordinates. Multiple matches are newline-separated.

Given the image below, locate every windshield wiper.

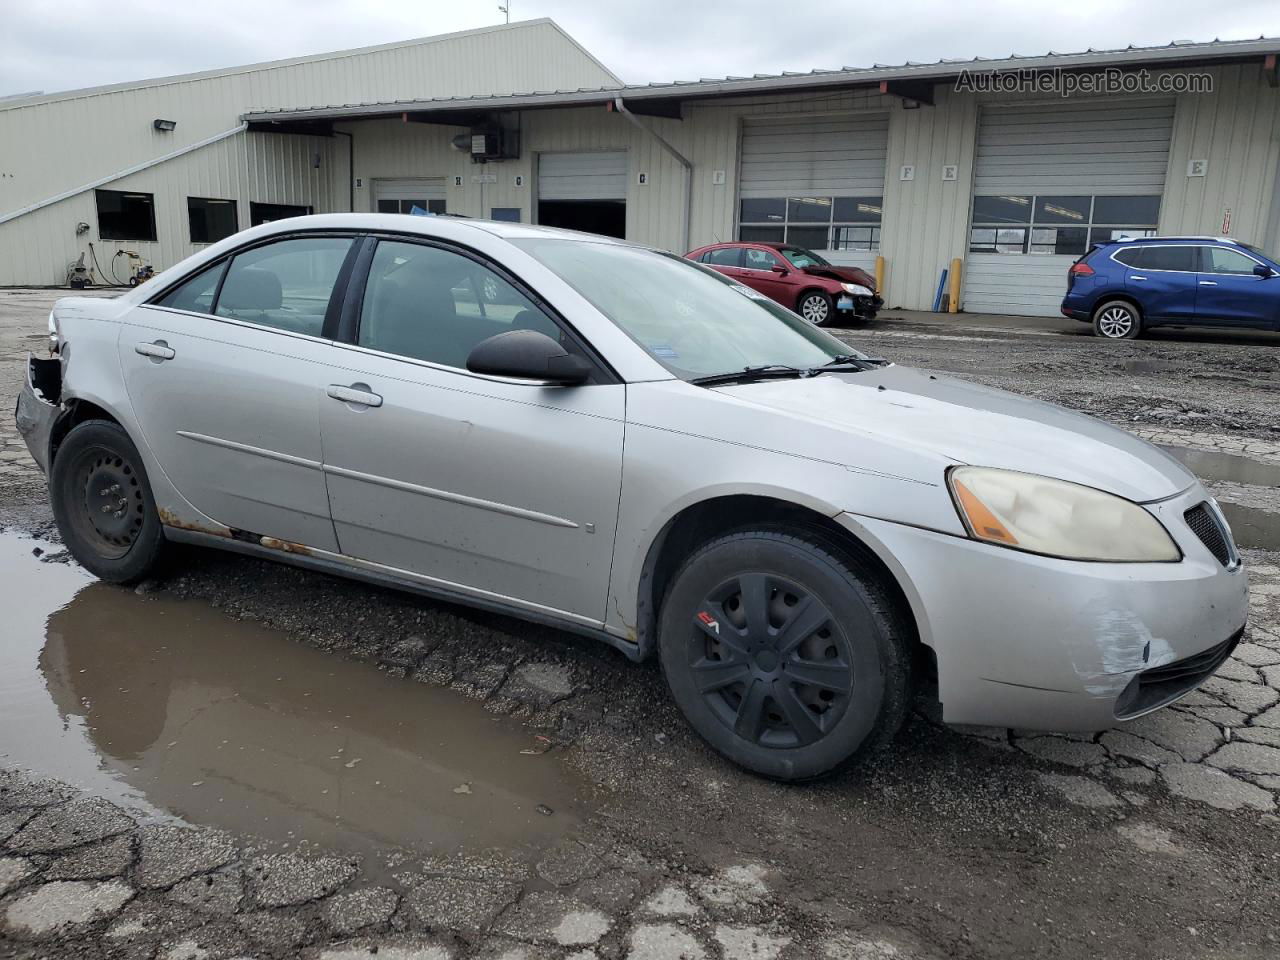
left=690, top=364, right=809, bottom=387
left=810, top=354, right=886, bottom=373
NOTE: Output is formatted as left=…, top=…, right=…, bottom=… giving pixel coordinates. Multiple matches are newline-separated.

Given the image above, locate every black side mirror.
left=1253, top=263, right=1273, bottom=278
left=466, top=329, right=591, bottom=385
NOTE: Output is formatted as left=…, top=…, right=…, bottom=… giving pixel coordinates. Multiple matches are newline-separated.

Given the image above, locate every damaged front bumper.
left=14, top=353, right=61, bottom=475
left=836, top=294, right=883, bottom=321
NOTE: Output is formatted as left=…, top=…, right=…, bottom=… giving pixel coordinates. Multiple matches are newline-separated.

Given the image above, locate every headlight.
left=840, top=282, right=873, bottom=297
left=947, top=467, right=1180, bottom=562
left=48, top=311, right=59, bottom=356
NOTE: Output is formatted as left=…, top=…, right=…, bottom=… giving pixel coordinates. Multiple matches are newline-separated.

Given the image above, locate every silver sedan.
left=17, top=215, right=1249, bottom=780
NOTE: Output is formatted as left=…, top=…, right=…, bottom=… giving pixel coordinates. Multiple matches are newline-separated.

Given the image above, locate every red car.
left=685, top=241, right=882, bottom=325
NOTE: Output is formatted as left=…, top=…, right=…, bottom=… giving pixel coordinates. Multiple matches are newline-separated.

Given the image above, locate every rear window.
left=1138, top=245, right=1197, bottom=272
left=1112, top=247, right=1144, bottom=267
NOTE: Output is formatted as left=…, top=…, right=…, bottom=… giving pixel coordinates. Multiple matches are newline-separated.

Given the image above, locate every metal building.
left=0, top=20, right=620, bottom=286
left=3, top=25, right=1279, bottom=318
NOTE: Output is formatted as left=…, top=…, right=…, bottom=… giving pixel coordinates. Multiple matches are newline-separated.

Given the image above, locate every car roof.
left=242, top=212, right=634, bottom=246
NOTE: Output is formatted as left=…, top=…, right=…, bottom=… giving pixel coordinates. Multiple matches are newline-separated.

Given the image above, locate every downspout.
left=612, top=97, right=692, bottom=253
left=334, top=130, right=355, bottom=212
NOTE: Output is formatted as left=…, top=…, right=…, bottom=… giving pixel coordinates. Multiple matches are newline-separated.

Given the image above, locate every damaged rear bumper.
left=14, top=353, right=61, bottom=475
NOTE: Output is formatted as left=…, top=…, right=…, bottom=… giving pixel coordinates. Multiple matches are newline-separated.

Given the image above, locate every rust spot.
left=259, top=536, right=313, bottom=557
left=157, top=507, right=231, bottom=538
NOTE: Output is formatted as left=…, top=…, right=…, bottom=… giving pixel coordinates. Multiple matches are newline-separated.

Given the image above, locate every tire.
left=1092, top=300, right=1142, bottom=340
left=796, top=291, right=833, bottom=326
left=658, top=528, right=911, bottom=781
left=50, top=420, right=166, bottom=583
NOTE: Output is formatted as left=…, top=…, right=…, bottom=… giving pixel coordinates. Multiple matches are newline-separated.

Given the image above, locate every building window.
left=249, top=202, right=313, bottom=227
left=187, top=197, right=239, bottom=244
left=375, top=198, right=446, bottom=215
left=96, top=190, right=157, bottom=242
left=738, top=196, right=882, bottom=252
left=969, top=194, right=1159, bottom=255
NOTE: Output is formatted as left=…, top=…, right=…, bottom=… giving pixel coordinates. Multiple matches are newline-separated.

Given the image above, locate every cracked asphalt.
left=2, top=289, right=1280, bottom=959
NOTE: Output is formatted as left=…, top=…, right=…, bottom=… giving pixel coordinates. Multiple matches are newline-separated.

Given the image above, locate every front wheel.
left=50, top=420, right=166, bottom=583
left=1092, top=300, right=1142, bottom=339
left=658, top=529, right=911, bottom=781
left=797, top=291, right=833, bottom=326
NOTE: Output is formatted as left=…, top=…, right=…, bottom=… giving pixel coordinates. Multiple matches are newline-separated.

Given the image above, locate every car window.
left=1136, top=245, right=1196, bottom=272
left=514, top=238, right=860, bottom=380
left=1204, top=246, right=1261, bottom=275
left=155, top=261, right=227, bottom=314
left=742, top=248, right=781, bottom=271
left=357, top=240, right=562, bottom=370
left=703, top=248, right=742, bottom=267
left=1112, top=247, right=1144, bottom=267
left=214, top=236, right=352, bottom=336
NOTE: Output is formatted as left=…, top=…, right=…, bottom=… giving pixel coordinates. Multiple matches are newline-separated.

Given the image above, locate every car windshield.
left=514, top=239, right=862, bottom=379
left=778, top=247, right=830, bottom=268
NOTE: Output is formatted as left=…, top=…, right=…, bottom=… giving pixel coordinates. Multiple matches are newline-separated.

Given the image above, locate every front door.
left=319, top=237, right=625, bottom=624
left=740, top=246, right=795, bottom=303
left=119, top=235, right=356, bottom=550
left=1194, top=245, right=1278, bottom=327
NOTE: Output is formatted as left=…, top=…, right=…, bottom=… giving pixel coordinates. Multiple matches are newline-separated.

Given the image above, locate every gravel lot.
left=1, top=289, right=1279, bottom=960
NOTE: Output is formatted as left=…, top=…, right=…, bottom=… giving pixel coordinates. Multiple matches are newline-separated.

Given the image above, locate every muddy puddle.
left=0, top=532, right=592, bottom=877
left=1159, top=445, right=1280, bottom=551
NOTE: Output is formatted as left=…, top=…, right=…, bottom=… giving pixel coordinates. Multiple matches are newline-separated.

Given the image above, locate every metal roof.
left=243, top=35, right=1279, bottom=124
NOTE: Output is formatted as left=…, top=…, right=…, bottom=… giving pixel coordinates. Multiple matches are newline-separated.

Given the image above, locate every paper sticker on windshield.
left=650, top=344, right=679, bottom=359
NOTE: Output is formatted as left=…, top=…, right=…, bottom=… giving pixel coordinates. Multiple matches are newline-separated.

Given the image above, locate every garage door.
left=963, top=100, right=1174, bottom=316
left=374, top=178, right=446, bottom=215
left=537, top=152, right=628, bottom=201
left=737, top=114, right=888, bottom=271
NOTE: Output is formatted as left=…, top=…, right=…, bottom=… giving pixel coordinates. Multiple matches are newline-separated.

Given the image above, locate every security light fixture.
left=153, top=119, right=177, bottom=132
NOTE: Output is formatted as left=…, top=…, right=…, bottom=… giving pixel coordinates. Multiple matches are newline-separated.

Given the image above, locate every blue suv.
left=1061, top=236, right=1280, bottom=339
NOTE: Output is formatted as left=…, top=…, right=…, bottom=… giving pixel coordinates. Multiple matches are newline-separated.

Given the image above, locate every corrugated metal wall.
left=0, top=20, right=619, bottom=286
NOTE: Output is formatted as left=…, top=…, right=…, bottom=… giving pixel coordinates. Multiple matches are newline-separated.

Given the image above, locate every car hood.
left=801, top=265, right=877, bottom=290
left=713, top=365, right=1196, bottom=502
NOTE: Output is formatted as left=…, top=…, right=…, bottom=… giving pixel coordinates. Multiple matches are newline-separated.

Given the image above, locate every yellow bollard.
left=874, top=255, right=885, bottom=298
left=948, top=257, right=962, bottom=314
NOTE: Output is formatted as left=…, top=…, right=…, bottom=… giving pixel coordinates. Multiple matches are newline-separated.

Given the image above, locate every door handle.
left=1128, top=275, right=1147, bottom=282
left=135, top=340, right=175, bottom=361
left=327, top=383, right=383, bottom=408
left=1199, top=280, right=1218, bottom=286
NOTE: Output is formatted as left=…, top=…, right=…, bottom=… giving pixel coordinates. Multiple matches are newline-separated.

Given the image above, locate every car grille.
left=1115, top=629, right=1244, bottom=720
left=1184, top=502, right=1232, bottom=567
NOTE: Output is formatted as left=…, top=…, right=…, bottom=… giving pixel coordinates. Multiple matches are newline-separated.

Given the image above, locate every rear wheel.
left=50, top=420, right=165, bottom=583
left=658, top=529, right=910, bottom=781
left=797, top=291, right=833, bottom=326
left=1092, top=300, right=1142, bottom=339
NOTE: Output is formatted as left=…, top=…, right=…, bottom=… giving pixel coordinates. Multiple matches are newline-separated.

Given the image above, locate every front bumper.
left=836, top=294, right=882, bottom=321
left=838, top=483, right=1249, bottom=731
left=14, top=354, right=61, bottom=475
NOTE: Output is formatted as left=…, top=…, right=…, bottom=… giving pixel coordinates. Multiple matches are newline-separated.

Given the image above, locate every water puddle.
left=0, top=532, right=592, bottom=876
left=1159, top=445, right=1280, bottom=551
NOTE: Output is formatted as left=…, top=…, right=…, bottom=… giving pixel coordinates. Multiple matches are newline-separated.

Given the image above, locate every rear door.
left=318, top=236, right=625, bottom=624
left=119, top=234, right=356, bottom=549
left=700, top=247, right=744, bottom=280
left=1125, top=244, right=1198, bottom=321
left=1194, top=245, right=1277, bottom=327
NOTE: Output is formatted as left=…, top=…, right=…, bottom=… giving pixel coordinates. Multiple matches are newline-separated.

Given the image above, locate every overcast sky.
left=4, top=0, right=1280, bottom=97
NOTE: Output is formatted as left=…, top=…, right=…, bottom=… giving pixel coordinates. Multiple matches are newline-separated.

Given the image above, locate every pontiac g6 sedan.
left=17, top=215, right=1248, bottom=781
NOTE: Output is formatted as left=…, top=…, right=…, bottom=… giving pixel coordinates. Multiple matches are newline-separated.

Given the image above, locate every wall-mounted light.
left=153, top=118, right=177, bottom=132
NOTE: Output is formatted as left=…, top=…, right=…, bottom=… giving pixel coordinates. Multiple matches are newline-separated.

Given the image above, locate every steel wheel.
left=690, top=572, right=853, bottom=749
left=798, top=292, right=831, bottom=325
left=50, top=420, right=166, bottom=583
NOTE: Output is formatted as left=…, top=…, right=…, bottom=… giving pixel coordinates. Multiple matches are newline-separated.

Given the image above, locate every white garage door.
left=537, top=152, right=628, bottom=201
left=737, top=114, right=888, bottom=271
left=374, top=178, right=446, bottom=215
left=963, top=100, right=1174, bottom=316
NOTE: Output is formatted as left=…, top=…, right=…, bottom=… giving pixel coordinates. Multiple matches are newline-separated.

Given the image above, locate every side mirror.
left=1253, top=263, right=1273, bottom=279
left=466, top=329, right=591, bottom=385
left=771, top=265, right=789, bottom=275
